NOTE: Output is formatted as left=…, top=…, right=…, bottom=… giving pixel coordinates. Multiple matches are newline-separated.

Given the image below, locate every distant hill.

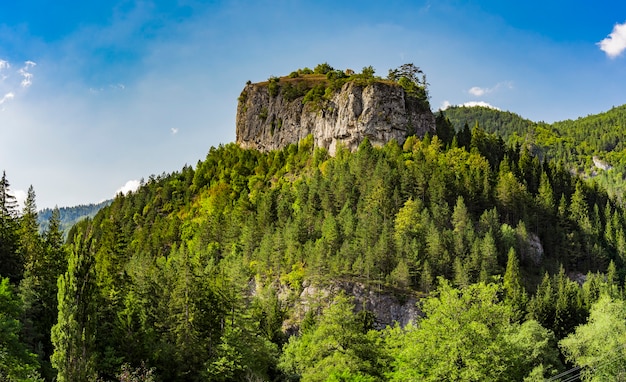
left=38, top=200, right=112, bottom=236
left=441, top=105, right=626, bottom=200
left=441, top=105, right=539, bottom=142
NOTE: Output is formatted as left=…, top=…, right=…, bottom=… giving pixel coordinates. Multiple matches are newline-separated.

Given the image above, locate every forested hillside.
left=3, top=118, right=626, bottom=380
left=443, top=105, right=626, bottom=200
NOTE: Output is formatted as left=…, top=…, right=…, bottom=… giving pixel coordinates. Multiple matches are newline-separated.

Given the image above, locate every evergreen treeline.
left=38, top=200, right=112, bottom=236
left=2, top=120, right=626, bottom=380
left=443, top=105, right=626, bottom=200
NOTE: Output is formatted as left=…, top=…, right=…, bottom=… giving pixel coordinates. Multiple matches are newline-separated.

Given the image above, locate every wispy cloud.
left=598, top=22, right=626, bottom=58
left=469, top=86, right=488, bottom=97
left=89, top=83, right=126, bottom=95
left=0, top=59, right=36, bottom=107
left=468, top=81, right=513, bottom=97
left=171, top=127, right=179, bottom=135
left=18, top=61, right=36, bottom=88
left=0, top=92, right=15, bottom=105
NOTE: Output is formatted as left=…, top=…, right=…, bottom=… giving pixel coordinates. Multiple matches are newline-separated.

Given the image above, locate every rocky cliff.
left=236, top=77, right=435, bottom=154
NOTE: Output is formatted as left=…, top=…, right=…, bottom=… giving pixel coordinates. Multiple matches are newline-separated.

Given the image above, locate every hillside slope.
left=58, top=126, right=625, bottom=379
left=442, top=105, right=626, bottom=199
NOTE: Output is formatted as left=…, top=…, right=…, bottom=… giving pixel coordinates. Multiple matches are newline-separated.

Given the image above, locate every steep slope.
left=60, top=127, right=625, bottom=379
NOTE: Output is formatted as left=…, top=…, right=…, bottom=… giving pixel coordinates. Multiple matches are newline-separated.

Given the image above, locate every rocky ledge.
left=236, top=78, right=435, bottom=155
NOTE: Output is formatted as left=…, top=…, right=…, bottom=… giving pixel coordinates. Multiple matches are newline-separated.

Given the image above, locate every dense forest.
left=3, top=110, right=626, bottom=380
left=3, top=63, right=626, bottom=381
left=443, top=105, right=626, bottom=200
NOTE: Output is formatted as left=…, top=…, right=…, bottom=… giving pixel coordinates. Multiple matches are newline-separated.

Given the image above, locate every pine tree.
left=19, top=186, right=41, bottom=273
left=0, top=171, right=19, bottom=217
left=0, top=171, right=22, bottom=282
left=435, top=112, right=455, bottom=147
left=0, top=277, right=42, bottom=380
left=503, top=248, right=527, bottom=319
left=420, top=260, right=434, bottom=292
left=51, top=231, right=98, bottom=382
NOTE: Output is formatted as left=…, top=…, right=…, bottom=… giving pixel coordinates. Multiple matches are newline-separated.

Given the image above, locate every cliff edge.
left=236, top=73, right=436, bottom=154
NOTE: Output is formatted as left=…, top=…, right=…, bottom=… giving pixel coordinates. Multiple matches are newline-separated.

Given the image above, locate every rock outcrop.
left=266, top=279, right=421, bottom=333
left=236, top=79, right=435, bottom=155
left=297, top=281, right=421, bottom=329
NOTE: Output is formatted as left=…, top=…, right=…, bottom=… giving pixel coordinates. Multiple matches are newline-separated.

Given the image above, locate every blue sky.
left=2, top=0, right=626, bottom=209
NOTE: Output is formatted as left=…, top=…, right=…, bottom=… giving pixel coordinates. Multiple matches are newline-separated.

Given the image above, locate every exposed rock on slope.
left=236, top=79, right=435, bottom=154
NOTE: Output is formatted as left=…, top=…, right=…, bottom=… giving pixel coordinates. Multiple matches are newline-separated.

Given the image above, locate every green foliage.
left=281, top=81, right=310, bottom=102
left=0, top=277, right=42, bottom=381
left=38, top=200, right=111, bottom=236
left=51, top=231, right=98, bottom=382
left=302, top=84, right=326, bottom=105
left=560, top=295, right=626, bottom=381
left=313, top=62, right=334, bottom=75
left=267, top=75, right=280, bottom=97
left=387, top=63, right=429, bottom=110
left=279, top=294, right=383, bottom=381
left=5, top=96, right=626, bottom=380
left=385, top=280, right=560, bottom=381
left=442, top=104, right=626, bottom=201
left=0, top=171, right=22, bottom=283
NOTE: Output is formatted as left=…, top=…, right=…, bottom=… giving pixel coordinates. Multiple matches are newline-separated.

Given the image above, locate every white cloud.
left=461, top=101, right=500, bottom=110
left=171, top=127, right=179, bottom=135
left=115, top=179, right=140, bottom=195
left=0, top=60, right=9, bottom=71
left=439, top=100, right=500, bottom=110
left=468, top=81, right=513, bottom=97
left=18, top=61, right=36, bottom=88
left=598, top=22, right=626, bottom=58
left=0, top=92, right=14, bottom=104
left=469, top=86, right=486, bottom=96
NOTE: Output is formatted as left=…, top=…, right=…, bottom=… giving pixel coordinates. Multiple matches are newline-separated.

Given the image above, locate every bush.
left=302, top=84, right=326, bottom=105
left=267, top=76, right=280, bottom=97
left=313, top=62, right=334, bottom=75
left=281, top=82, right=310, bottom=102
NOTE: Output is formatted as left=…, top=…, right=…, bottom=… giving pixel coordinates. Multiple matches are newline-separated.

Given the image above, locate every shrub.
left=313, top=62, right=334, bottom=75
left=267, top=76, right=280, bottom=97
left=281, top=82, right=310, bottom=102
left=302, top=84, right=326, bottom=105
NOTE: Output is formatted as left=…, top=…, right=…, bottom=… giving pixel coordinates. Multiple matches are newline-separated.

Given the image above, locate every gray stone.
left=236, top=80, right=435, bottom=154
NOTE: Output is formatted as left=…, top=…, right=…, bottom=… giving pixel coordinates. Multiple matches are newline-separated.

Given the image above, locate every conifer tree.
left=0, top=277, right=42, bottom=381
left=51, top=231, right=98, bottom=382
left=503, top=248, right=527, bottom=319
left=0, top=171, right=22, bottom=282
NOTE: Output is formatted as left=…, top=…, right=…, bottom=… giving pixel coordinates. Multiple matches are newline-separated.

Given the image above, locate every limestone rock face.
left=236, top=80, right=435, bottom=155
